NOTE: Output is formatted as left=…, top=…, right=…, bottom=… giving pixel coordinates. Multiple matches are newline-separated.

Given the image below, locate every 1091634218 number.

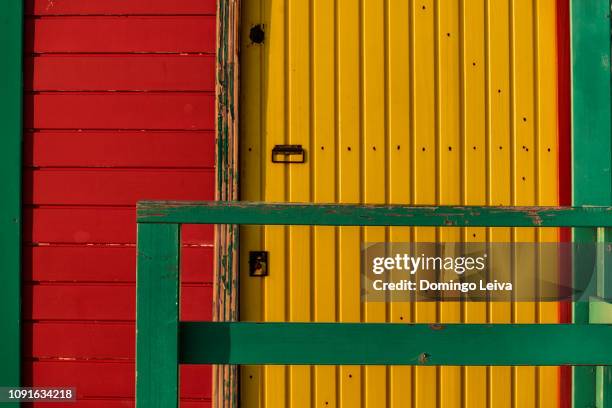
left=0, top=387, right=76, bottom=402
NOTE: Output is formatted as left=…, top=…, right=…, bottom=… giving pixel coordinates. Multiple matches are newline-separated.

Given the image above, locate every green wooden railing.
left=136, top=200, right=612, bottom=407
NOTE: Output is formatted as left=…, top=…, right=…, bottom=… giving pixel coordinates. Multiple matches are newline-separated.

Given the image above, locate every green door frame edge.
left=571, top=0, right=612, bottom=407
left=0, top=0, right=23, bottom=403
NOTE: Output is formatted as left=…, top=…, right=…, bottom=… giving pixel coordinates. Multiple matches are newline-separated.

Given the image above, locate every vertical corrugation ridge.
left=283, top=1, right=290, bottom=406
left=409, top=2, right=418, bottom=407
left=433, top=2, right=441, bottom=407
left=383, top=0, right=391, bottom=404
left=532, top=1, right=542, bottom=406
left=259, top=0, right=267, bottom=327
left=283, top=2, right=291, bottom=406
left=333, top=0, right=341, bottom=406
left=459, top=0, right=467, bottom=405
left=308, top=0, right=315, bottom=406
left=508, top=1, right=517, bottom=407
left=358, top=0, right=365, bottom=405
left=484, top=1, right=492, bottom=405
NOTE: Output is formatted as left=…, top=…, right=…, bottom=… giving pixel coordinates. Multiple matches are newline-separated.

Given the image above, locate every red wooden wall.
left=23, top=1, right=217, bottom=406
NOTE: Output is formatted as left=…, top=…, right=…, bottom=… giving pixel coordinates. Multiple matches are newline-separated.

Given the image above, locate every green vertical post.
left=571, top=0, right=612, bottom=407
left=136, top=223, right=181, bottom=408
left=0, top=0, right=23, bottom=403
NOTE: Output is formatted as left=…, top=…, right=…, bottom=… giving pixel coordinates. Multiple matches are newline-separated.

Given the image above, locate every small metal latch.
left=272, top=144, right=305, bottom=163
left=249, top=251, right=269, bottom=277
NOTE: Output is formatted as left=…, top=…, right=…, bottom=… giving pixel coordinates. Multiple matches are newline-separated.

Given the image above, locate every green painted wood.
left=0, top=0, right=22, bottom=400
left=138, top=201, right=612, bottom=227
left=136, top=223, right=180, bottom=408
left=571, top=0, right=612, bottom=405
left=179, top=322, right=612, bottom=366
left=595, top=229, right=612, bottom=408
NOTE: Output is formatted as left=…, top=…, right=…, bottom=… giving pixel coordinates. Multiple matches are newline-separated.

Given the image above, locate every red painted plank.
left=25, top=93, right=215, bottom=130
left=26, top=17, right=216, bottom=53
left=29, top=400, right=211, bottom=408
left=25, top=169, right=214, bottom=205
left=26, top=0, right=216, bottom=15
left=24, top=284, right=212, bottom=321
left=25, top=131, right=215, bottom=168
left=26, top=55, right=215, bottom=91
left=25, top=322, right=134, bottom=359
left=25, top=207, right=213, bottom=244
left=25, top=245, right=213, bottom=283
left=31, top=400, right=134, bottom=408
left=24, top=362, right=211, bottom=399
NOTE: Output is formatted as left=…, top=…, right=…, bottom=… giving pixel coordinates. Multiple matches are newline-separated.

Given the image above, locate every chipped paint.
left=214, top=0, right=241, bottom=407
left=137, top=201, right=612, bottom=228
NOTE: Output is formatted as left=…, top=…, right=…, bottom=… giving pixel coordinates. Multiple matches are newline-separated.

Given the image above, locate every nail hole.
left=422, top=5, right=426, bottom=10
left=499, top=146, right=503, bottom=150
left=249, top=375, right=253, bottom=379
left=422, top=147, right=426, bottom=152
left=472, top=233, right=476, bottom=238
left=372, top=146, right=376, bottom=151
left=446, top=32, right=451, bottom=37
left=347, top=146, right=352, bottom=151
left=522, top=176, right=526, bottom=181
left=448, top=146, right=452, bottom=151
left=473, top=146, right=477, bottom=150
left=397, top=145, right=401, bottom=150
left=349, top=374, right=353, bottom=378
left=498, top=89, right=502, bottom=93
left=522, top=117, right=527, bottom=122
left=472, top=62, right=476, bottom=66
left=547, top=147, right=551, bottom=152
left=321, top=145, right=324, bottom=150
left=248, top=147, right=252, bottom=152
left=249, top=24, right=265, bottom=44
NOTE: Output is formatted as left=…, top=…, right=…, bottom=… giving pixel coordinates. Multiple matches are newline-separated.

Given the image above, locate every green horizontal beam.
left=138, top=201, right=612, bottom=227
left=180, top=322, right=612, bottom=366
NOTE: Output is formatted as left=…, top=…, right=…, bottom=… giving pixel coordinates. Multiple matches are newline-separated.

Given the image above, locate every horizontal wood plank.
left=29, top=401, right=211, bottom=408
left=24, top=361, right=211, bottom=398
left=25, top=322, right=134, bottom=359
left=25, top=169, right=214, bottom=205
left=25, top=93, right=215, bottom=130
left=25, top=245, right=212, bottom=283
left=26, top=17, right=215, bottom=53
left=138, top=201, right=612, bottom=227
left=24, top=284, right=212, bottom=321
left=180, top=322, right=612, bottom=366
left=26, top=55, right=214, bottom=91
left=26, top=0, right=216, bottom=15
left=25, top=207, right=213, bottom=244
left=25, top=131, right=215, bottom=168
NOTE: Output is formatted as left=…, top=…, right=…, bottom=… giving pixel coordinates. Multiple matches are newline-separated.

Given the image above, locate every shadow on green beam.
left=179, top=322, right=612, bottom=366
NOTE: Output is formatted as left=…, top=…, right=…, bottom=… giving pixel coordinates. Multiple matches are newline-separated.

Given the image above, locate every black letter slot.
left=271, top=144, right=305, bottom=163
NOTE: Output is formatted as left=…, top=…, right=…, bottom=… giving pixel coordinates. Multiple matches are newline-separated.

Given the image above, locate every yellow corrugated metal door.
left=239, top=1, right=561, bottom=407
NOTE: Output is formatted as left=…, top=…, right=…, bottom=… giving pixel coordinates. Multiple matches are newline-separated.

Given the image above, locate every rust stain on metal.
left=429, top=324, right=445, bottom=330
